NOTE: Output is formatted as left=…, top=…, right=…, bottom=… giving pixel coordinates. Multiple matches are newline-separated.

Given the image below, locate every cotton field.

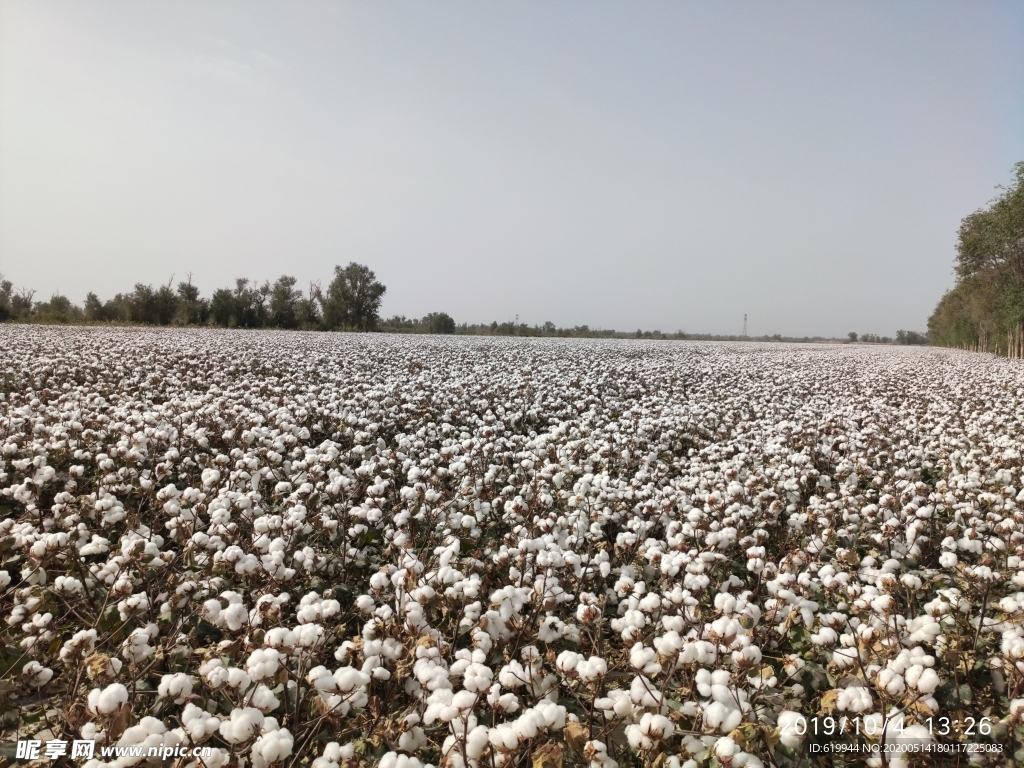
left=3, top=326, right=1024, bottom=768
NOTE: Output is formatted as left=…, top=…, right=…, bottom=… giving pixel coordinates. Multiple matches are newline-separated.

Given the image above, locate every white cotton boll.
left=157, top=673, right=194, bottom=702
left=465, top=725, right=491, bottom=759
left=630, top=712, right=673, bottom=749
left=886, top=722, right=932, bottom=760
left=536, top=699, right=566, bottom=729
left=871, top=595, right=894, bottom=614
left=54, top=575, right=84, bottom=594
left=252, top=726, right=294, bottom=763
left=334, top=641, right=357, bottom=663
left=21, top=660, right=53, bottom=687
left=264, top=628, right=296, bottom=649
left=355, top=595, right=375, bottom=614
left=225, top=666, right=252, bottom=690
left=247, top=648, right=283, bottom=680
left=811, top=627, right=838, bottom=646
left=379, top=754, right=426, bottom=768
left=876, top=669, right=905, bottom=697
left=515, top=707, right=548, bottom=740
left=713, top=736, right=740, bottom=760
left=182, top=703, right=221, bottom=741
left=498, top=660, right=527, bottom=689
left=626, top=723, right=654, bottom=752
left=556, top=651, right=582, bottom=675
left=60, top=628, right=98, bottom=663
left=578, top=656, right=608, bottom=682
left=914, top=668, right=940, bottom=694
left=629, top=675, right=661, bottom=707
left=423, top=690, right=456, bottom=725
left=721, top=707, right=743, bottom=732
left=538, top=616, right=564, bottom=642
left=87, top=683, right=128, bottom=715
left=223, top=602, right=249, bottom=631
left=334, top=667, right=371, bottom=692
left=294, top=623, right=324, bottom=649
left=595, top=690, right=636, bottom=719
left=939, top=552, right=958, bottom=568
left=836, top=686, right=872, bottom=713
left=703, top=701, right=727, bottom=730
left=116, top=715, right=174, bottom=749
left=0, top=571, right=10, bottom=589
left=464, top=662, right=493, bottom=692
left=452, top=689, right=478, bottom=712
left=219, top=707, right=265, bottom=744
left=398, top=726, right=427, bottom=752
left=629, top=644, right=662, bottom=676
left=733, top=645, right=761, bottom=667
left=308, top=665, right=335, bottom=692
left=776, top=711, right=805, bottom=748
left=489, top=723, right=520, bottom=752
left=711, top=669, right=731, bottom=687
left=202, top=598, right=222, bottom=622
left=695, top=668, right=712, bottom=697
left=250, top=684, right=281, bottom=712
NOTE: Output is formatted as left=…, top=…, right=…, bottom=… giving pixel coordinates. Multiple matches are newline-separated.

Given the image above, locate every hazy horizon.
left=2, top=1, right=1023, bottom=337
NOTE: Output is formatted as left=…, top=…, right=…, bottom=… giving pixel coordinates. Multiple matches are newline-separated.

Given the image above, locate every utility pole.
left=743, top=314, right=747, bottom=337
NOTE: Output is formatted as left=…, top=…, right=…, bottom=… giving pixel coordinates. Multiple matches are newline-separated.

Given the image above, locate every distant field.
left=1, top=327, right=1020, bottom=767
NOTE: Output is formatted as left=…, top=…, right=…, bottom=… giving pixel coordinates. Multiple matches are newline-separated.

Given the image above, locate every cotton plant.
left=3, top=326, right=1024, bottom=764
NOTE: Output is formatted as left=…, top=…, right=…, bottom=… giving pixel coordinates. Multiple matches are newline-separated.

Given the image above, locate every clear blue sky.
left=1, top=1, right=1022, bottom=336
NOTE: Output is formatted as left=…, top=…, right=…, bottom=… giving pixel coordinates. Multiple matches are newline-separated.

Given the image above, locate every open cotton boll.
left=577, top=656, right=608, bottom=682
left=703, top=701, right=743, bottom=733
left=463, top=662, right=493, bottom=692
left=263, top=628, right=296, bottom=649
left=875, top=669, right=905, bottom=697
left=398, top=725, right=427, bottom=752
left=776, top=711, right=805, bottom=748
left=22, top=660, right=53, bottom=687
left=913, top=668, right=940, bottom=694
left=626, top=712, right=674, bottom=751
left=333, top=666, right=371, bottom=692
left=629, top=675, right=661, bottom=707
left=378, top=753, right=428, bottom=768
left=219, top=708, right=265, bottom=744
left=247, top=649, right=283, bottom=680
left=713, top=736, right=740, bottom=761
left=836, top=686, right=872, bottom=713
left=157, top=673, right=193, bottom=702
left=182, top=703, right=221, bottom=741
left=489, top=724, right=520, bottom=752
left=629, top=644, right=662, bottom=676
left=60, top=628, right=99, bottom=663
left=250, top=684, right=281, bottom=712
left=251, top=726, right=294, bottom=764
left=87, top=683, right=128, bottom=715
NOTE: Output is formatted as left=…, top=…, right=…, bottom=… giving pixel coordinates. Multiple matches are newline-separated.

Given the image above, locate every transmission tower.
left=743, top=314, right=747, bottom=337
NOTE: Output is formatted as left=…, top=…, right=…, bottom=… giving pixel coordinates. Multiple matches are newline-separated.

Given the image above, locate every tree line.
left=2, top=257, right=937, bottom=344
left=845, top=331, right=927, bottom=345
left=928, top=162, right=1024, bottom=356
left=0, top=263, right=388, bottom=332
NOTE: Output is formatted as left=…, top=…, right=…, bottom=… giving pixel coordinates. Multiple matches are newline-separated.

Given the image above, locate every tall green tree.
left=322, top=263, right=386, bottom=331
left=268, top=275, right=302, bottom=329
left=423, top=312, right=456, bottom=334
left=175, top=278, right=209, bottom=325
left=930, top=162, right=1024, bottom=355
